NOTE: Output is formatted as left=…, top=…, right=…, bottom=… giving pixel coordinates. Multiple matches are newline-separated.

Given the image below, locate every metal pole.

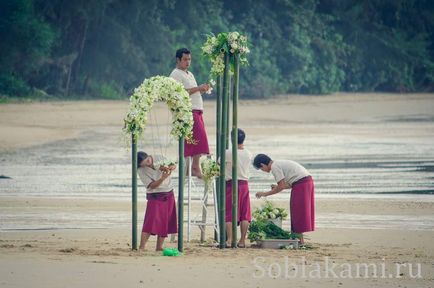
left=131, top=134, right=138, bottom=250
left=178, top=138, right=185, bottom=252
left=219, top=52, right=230, bottom=248
left=231, top=54, right=240, bottom=248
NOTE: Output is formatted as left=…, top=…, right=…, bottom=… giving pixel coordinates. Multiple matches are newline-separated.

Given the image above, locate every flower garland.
left=201, top=31, right=250, bottom=86
left=123, top=76, right=193, bottom=144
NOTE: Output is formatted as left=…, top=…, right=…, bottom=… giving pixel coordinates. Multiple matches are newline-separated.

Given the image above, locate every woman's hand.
left=160, top=169, right=171, bottom=180
left=159, top=165, right=175, bottom=173
left=255, top=192, right=267, bottom=199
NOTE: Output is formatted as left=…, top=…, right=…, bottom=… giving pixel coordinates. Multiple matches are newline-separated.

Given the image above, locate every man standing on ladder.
left=170, top=48, right=211, bottom=178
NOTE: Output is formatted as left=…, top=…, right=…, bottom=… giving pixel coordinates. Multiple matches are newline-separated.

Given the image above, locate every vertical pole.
left=131, top=134, right=138, bottom=250
left=231, top=54, right=240, bottom=248
left=226, top=76, right=231, bottom=149
left=216, top=75, right=223, bottom=164
left=178, top=137, right=185, bottom=252
left=219, top=52, right=230, bottom=248
left=215, top=75, right=223, bottom=242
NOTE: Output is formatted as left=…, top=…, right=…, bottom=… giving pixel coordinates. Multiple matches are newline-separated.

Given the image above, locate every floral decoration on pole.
left=200, top=157, right=220, bottom=186
left=201, top=31, right=250, bottom=91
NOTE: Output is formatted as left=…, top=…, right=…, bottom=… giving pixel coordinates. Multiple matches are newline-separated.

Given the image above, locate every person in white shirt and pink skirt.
left=254, top=154, right=315, bottom=244
left=137, top=151, right=177, bottom=251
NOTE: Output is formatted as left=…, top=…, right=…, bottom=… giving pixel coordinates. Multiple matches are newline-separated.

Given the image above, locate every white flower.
left=252, top=201, right=288, bottom=221
left=155, top=158, right=177, bottom=168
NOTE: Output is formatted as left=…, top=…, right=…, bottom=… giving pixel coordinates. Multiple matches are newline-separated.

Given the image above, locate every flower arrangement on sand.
left=248, top=201, right=299, bottom=243
left=252, top=200, right=288, bottom=221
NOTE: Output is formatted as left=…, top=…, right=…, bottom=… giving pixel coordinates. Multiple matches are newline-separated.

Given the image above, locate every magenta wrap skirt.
left=225, top=180, right=252, bottom=223
left=290, top=176, right=315, bottom=234
left=142, top=191, right=177, bottom=237
left=184, top=110, right=210, bottom=157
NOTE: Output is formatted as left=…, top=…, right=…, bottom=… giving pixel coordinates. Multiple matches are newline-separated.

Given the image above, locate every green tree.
left=0, top=0, right=56, bottom=96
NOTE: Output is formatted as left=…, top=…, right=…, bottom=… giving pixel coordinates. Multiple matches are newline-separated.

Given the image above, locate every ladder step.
left=183, top=202, right=215, bottom=207
left=189, top=222, right=217, bottom=226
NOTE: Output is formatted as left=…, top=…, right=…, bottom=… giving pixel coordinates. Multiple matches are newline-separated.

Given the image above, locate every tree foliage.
left=1, top=0, right=433, bottom=99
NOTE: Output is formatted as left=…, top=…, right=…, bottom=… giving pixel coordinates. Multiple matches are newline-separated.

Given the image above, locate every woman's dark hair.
left=232, top=128, right=246, bottom=144
left=137, top=151, right=148, bottom=168
left=176, top=48, right=190, bottom=60
left=253, top=154, right=271, bottom=169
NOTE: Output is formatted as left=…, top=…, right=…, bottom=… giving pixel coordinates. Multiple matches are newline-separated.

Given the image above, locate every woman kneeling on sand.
left=137, top=151, right=177, bottom=251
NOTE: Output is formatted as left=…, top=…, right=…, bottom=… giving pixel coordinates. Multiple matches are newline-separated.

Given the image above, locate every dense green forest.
left=1, top=0, right=433, bottom=99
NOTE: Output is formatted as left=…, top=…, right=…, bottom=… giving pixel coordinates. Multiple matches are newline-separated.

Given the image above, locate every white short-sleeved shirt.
left=137, top=155, right=174, bottom=193
left=225, top=148, right=252, bottom=181
left=170, top=68, right=203, bottom=110
left=271, top=160, right=310, bottom=187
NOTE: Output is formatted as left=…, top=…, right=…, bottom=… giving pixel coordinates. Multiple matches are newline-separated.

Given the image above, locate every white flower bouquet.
left=200, top=157, right=220, bottom=184
left=155, top=159, right=177, bottom=169
left=252, top=201, right=288, bottom=221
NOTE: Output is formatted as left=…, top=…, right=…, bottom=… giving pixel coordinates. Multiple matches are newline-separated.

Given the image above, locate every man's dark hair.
left=236, top=128, right=246, bottom=145
left=137, top=151, right=149, bottom=168
left=176, top=48, right=190, bottom=60
left=253, top=154, right=272, bottom=169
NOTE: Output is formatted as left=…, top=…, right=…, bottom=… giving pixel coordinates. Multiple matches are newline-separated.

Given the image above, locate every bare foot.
left=237, top=242, right=246, bottom=248
left=191, top=168, right=203, bottom=179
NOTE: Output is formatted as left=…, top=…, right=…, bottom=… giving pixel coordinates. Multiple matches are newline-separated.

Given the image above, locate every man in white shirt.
left=254, top=154, right=315, bottom=244
left=170, top=48, right=210, bottom=178
left=224, top=128, right=252, bottom=248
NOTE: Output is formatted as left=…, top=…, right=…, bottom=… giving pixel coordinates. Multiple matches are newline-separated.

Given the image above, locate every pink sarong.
left=290, top=176, right=315, bottom=233
left=142, top=191, right=177, bottom=237
left=184, top=110, right=210, bottom=157
left=225, top=180, right=251, bottom=223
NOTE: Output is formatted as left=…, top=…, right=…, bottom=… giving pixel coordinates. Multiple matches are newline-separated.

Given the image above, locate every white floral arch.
left=123, top=75, right=193, bottom=143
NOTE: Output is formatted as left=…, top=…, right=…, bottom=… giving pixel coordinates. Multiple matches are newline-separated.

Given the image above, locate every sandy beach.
left=1, top=93, right=434, bottom=287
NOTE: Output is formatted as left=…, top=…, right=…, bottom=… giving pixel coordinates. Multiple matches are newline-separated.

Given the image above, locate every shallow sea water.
left=1, top=113, right=434, bottom=231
